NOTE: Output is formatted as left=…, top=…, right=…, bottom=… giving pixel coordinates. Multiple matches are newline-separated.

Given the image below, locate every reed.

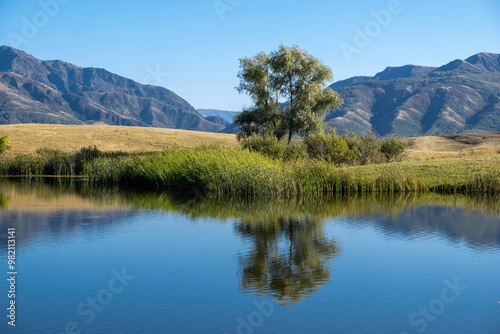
left=1, top=145, right=499, bottom=195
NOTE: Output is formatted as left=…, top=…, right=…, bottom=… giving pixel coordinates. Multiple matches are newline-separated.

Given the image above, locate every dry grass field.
left=0, top=124, right=238, bottom=155
left=402, top=132, right=500, bottom=160
left=1, top=124, right=500, bottom=161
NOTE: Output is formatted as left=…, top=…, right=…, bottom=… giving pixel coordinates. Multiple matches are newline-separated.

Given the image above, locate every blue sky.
left=1, top=0, right=499, bottom=111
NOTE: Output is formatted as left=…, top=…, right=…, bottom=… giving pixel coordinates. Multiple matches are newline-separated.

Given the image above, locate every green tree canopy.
left=235, top=45, right=343, bottom=143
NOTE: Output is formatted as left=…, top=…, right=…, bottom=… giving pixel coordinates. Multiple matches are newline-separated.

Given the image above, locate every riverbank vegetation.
left=241, top=131, right=407, bottom=164
left=0, top=143, right=498, bottom=195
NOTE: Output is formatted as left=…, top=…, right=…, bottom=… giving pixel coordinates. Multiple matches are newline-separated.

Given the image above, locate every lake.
left=0, top=179, right=499, bottom=334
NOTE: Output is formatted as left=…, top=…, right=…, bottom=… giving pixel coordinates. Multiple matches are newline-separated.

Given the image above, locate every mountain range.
left=1, top=46, right=499, bottom=138
left=197, top=109, right=238, bottom=124
left=327, top=52, right=500, bottom=137
left=0, top=46, right=223, bottom=132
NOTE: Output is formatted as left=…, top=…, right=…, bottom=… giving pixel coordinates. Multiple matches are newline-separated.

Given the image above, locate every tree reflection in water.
left=235, top=216, right=340, bottom=304
left=2, top=179, right=500, bottom=303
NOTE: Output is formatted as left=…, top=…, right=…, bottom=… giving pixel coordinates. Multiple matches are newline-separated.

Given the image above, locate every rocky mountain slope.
left=0, top=46, right=223, bottom=132
left=327, top=53, right=500, bottom=137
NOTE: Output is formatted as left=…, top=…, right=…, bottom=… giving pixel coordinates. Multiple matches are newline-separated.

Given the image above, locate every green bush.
left=340, top=132, right=407, bottom=165
left=357, top=134, right=385, bottom=165
left=76, top=145, right=101, bottom=161
left=304, top=131, right=348, bottom=164
left=342, top=133, right=362, bottom=165
left=380, top=137, right=407, bottom=162
left=0, top=136, right=10, bottom=155
left=239, top=131, right=407, bottom=166
left=284, top=140, right=308, bottom=161
left=74, top=145, right=102, bottom=174
left=241, top=134, right=286, bottom=160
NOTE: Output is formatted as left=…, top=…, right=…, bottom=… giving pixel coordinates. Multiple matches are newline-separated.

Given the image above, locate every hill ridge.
left=328, top=52, right=500, bottom=137
left=0, top=45, right=223, bottom=132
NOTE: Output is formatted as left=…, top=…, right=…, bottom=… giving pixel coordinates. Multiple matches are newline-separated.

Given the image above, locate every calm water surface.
left=0, top=180, right=499, bottom=334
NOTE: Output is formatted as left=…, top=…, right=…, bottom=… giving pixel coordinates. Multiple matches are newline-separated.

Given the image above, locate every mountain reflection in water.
left=1, top=179, right=499, bottom=305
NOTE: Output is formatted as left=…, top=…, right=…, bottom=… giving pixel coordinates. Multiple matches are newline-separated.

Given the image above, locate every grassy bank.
left=2, top=145, right=498, bottom=195
left=85, top=147, right=500, bottom=194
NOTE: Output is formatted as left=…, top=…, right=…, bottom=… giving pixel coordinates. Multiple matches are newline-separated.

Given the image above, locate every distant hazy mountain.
left=197, top=109, right=239, bottom=124
left=0, top=46, right=223, bottom=132
left=219, top=122, right=241, bottom=134
left=327, top=53, right=500, bottom=137
left=203, top=115, right=230, bottom=128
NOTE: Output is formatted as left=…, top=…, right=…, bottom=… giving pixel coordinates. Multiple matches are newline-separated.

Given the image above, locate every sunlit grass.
left=1, top=145, right=499, bottom=195
left=84, top=147, right=500, bottom=195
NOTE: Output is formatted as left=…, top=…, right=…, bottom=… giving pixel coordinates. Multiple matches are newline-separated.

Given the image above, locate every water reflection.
left=1, top=178, right=499, bottom=249
left=0, top=179, right=138, bottom=252
left=1, top=179, right=500, bottom=305
left=235, top=216, right=339, bottom=304
left=0, top=193, right=6, bottom=209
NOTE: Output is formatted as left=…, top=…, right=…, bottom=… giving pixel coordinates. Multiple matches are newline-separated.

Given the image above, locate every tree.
left=235, top=45, right=343, bottom=143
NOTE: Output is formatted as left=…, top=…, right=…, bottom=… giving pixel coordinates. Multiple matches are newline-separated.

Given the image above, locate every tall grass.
left=83, top=147, right=427, bottom=195
left=1, top=145, right=499, bottom=195
left=0, top=146, right=123, bottom=177
left=85, top=146, right=297, bottom=195
left=83, top=146, right=499, bottom=195
left=0, top=151, right=77, bottom=176
left=468, top=168, right=500, bottom=194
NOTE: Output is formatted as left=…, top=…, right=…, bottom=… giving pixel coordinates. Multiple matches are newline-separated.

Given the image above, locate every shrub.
left=0, top=136, right=10, bottom=155
left=238, top=130, right=407, bottom=166
left=342, top=133, right=362, bottom=165
left=76, top=145, right=101, bottom=161
left=380, top=137, right=407, bottom=162
left=284, top=140, right=308, bottom=161
left=74, top=145, right=102, bottom=174
left=343, top=146, right=362, bottom=165
left=357, top=134, right=385, bottom=165
left=241, top=134, right=286, bottom=160
left=340, top=132, right=407, bottom=165
left=304, top=130, right=348, bottom=164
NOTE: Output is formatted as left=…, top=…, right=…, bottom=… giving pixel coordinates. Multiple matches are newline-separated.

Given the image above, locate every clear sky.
left=1, top=0, right=499, bottom=111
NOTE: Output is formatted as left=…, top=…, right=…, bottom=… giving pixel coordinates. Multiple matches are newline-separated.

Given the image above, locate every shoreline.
left=1, top=146, right=499, bottom=195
